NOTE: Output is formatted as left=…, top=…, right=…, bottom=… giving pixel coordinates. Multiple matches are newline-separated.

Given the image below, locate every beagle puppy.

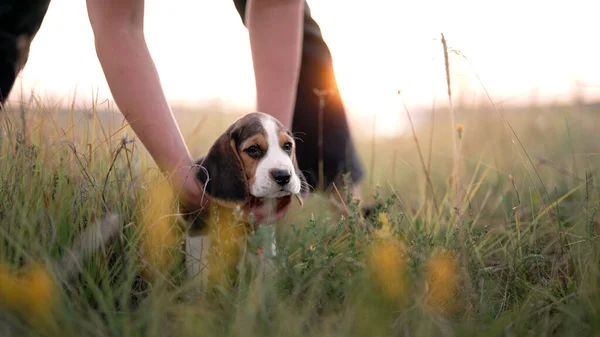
left=182, top=112, right=308, bottom=288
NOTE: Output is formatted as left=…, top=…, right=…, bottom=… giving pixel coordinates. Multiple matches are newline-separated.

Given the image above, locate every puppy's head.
left=196, top=112, right=307, bottom=207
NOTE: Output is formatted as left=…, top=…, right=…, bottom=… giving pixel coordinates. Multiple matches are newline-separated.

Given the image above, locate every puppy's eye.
left=245, top=145, right=263, bottom=158
left=282, top=142, right=293, bottom=154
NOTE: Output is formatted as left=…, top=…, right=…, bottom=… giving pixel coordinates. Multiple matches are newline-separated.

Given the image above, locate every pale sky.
left=8, top=0, right=600, bottom=136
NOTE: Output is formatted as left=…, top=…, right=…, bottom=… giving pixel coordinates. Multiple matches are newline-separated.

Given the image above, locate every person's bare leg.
left=245, top=0, right=304, bottom=129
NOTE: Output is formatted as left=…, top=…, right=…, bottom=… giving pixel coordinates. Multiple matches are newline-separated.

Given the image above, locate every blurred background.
left=5, top=0, right=599, bottom=139
left=1, top=4, right=600, bottom=332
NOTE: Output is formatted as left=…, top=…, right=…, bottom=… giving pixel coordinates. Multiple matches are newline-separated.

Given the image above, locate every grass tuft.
left=0, top=94, right=599, bottom=336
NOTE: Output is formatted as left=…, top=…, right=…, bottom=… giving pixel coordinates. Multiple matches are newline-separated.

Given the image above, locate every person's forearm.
left=92, top=29, right=194, bottom=175
left=246, top=0, right=304, bottom=129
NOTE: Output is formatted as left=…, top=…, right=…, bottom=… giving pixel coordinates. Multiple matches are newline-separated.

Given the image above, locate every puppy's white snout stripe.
left=250, top=116, right=301, bottom=197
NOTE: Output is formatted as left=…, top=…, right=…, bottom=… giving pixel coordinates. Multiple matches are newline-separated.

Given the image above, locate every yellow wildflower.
left=456, top=123, right=464, bottom=139
left=368, top=238, right=407, bottom=304
left=424, top=250, right=459, bottom=313
left=0, top=262, right=57, bottom=330
left=139, top=176, right=182, bottom=279
left=374, top=212, right=393, bottom=239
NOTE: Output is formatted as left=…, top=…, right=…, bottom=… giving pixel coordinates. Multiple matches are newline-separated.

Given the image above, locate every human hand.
left=171, top=166, right=210, bottom=216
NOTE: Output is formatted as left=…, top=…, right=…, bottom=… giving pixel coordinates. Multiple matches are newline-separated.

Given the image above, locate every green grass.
left=0, top=98, right=599, bottom=337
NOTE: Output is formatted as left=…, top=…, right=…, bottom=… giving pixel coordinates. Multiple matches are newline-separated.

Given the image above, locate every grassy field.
left=0, top=97, right=599, bottom=337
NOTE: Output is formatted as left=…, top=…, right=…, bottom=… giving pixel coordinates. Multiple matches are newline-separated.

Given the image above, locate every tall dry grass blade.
left=532, top=183, right=584, bottom=225
left=463, top=158, right=488, bottom=208
left=19, top=82, right=27, bottom=146
left=69, top=85, right=78, bottom=142
left=89, top=88, right=112, bottom=152
left=392, top=149, right=398, bottom=187
left=565, top=119, right=579, bottom=185
left=450, top=49, right=554, bottom=222
left=91, top=122, right=132, bottom=155
left=451, top=49, right=572, bottom=262
left=441, top=33, right=461, bottom=215
left=102, top=138, right=131, bottom=212
left=398, top=94, right=440, bottom=215
left=509, top=174, right=521, bottom=205
left=64, top=140, right=98, bottom=187
left=425, top=96, right=437, bottom=217
left=386, top=183, right=416, bottom=228
left=369, top=110, right=377, bottom=190
left=313, top=89, right=332, bottom=192
left=185, top=113, right=209, bottom=142
left=441, top=32, right=473, bottom=314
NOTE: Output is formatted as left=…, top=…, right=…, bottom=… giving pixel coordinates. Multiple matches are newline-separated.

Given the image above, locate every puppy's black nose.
left=270, top=169, right=291, bottom=186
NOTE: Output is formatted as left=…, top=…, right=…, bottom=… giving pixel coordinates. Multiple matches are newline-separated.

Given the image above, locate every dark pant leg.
left=0, top=0, right=51, bottom=105
left=232, top=0, right=364, bottom=192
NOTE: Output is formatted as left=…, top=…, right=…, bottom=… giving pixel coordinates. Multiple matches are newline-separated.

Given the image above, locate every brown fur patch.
left=238, top=132, right=268, bottom=189
left=278, top=131, right=295, bottom=160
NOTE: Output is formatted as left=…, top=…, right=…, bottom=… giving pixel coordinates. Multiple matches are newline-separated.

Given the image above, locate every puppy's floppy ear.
left=196, top=125, right=249, bottom=204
